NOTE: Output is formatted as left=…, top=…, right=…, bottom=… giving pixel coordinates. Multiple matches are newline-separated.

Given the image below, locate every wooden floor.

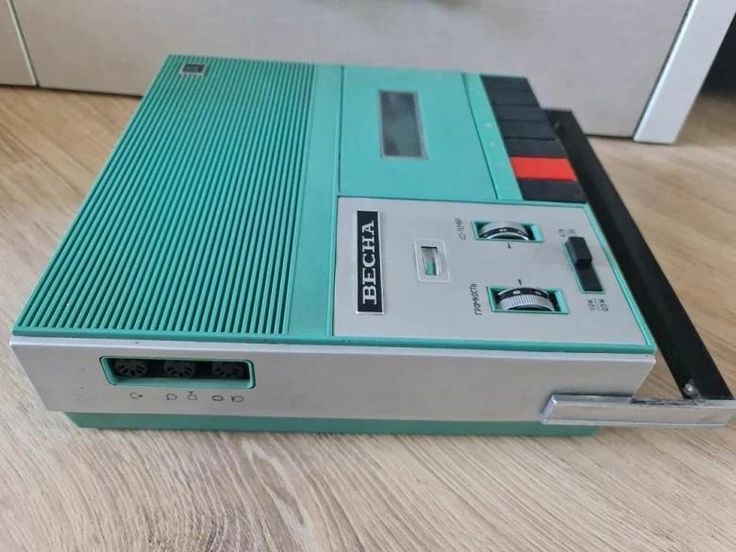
left=1, top=86, right=735, bottom=551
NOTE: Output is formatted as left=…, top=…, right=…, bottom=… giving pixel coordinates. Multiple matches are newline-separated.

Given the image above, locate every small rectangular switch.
left=565, top=236, right=592, bottom=268
left=414, top=241, right=449, bottom=282
left=421, top=246, right=439, bottom=276
left=565, top=237, right=602, bottom=292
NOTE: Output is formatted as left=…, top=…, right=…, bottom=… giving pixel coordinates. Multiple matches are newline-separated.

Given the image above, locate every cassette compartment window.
left=379, top=91, right=426, bottom=158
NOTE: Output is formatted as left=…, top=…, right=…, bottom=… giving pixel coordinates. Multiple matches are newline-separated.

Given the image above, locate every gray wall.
left=13, top=0, right=689, bottom=136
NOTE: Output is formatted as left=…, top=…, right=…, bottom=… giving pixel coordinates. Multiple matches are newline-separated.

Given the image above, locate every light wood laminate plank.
left=0, top=87, right=734, bottom=551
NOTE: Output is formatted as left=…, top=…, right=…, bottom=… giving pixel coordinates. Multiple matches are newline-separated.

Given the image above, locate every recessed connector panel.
left=102, top=357, right=254, bottom=389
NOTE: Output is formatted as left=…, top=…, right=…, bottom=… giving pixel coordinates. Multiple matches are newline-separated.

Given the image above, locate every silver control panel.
left=333, top=197, right=650, bottom=349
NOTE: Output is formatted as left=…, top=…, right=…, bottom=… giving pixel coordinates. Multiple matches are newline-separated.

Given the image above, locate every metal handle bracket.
left=544, top=109, right=734, bottom=417
left=542, top=394, right=736, bottom=428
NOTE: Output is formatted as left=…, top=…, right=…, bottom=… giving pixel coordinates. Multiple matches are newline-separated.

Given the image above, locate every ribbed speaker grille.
left=16, top=56, right=315, bottom=339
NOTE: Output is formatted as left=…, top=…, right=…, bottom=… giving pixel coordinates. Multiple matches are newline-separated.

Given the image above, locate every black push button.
left=489, top=89, right=539, bottom=106
left=519, top=180, right=586, bottom=203
left=565, top=237, right=602, bottom=292
left=482, top=76, right=532, bottom=92
left=499, top=120, right=556, bottom=140
left=503, top=138, right=566, bottom=158
left=493, top=105, right=548, bottom=122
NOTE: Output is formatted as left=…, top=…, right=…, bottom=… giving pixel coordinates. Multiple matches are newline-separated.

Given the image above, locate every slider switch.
left=565, top=236, right=602, bottom=292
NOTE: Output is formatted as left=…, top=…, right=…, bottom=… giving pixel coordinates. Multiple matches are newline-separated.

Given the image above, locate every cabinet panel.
left=13, top=0, right=688, bottom=135
left=0, top=0, right=34, bottom=85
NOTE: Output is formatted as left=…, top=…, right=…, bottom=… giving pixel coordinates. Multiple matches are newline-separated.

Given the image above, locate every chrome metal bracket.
left=541, top=394, right=736, bottom=428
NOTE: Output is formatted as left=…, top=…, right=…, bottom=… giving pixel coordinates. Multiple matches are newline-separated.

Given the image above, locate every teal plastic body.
left=13, top=55, right=654, bottom=357
left=66, top=413, right=597, bottom=437
left=12, top=56, right=657, bottom=435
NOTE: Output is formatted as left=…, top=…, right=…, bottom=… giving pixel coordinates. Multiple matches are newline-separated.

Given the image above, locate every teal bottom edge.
left=65, top=413, right=597, bottom=436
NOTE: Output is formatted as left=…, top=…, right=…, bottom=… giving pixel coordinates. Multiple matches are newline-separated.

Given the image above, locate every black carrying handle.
left=545, top=110, right=733, bottom=400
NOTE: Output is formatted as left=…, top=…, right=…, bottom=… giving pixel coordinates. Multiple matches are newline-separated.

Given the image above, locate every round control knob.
left=495, top=287, right=555, bottom=312
left=477, top=221, right=530, bottom=241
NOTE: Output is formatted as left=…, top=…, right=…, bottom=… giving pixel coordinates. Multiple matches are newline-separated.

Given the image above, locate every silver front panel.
left=334, top=198, right=648, bottom=348
left=12, top=336, right=654, bottom=422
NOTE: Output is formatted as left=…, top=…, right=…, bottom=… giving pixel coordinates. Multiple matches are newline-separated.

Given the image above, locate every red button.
left=510, top=157, right=577, bottom=181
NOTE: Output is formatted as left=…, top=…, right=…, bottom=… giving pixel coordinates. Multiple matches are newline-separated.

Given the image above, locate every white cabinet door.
left=13, top=0, right=689, bottom=136
left=0, top=0, right=34, bottom=85
left=636, top=0, right=736, bottom=143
